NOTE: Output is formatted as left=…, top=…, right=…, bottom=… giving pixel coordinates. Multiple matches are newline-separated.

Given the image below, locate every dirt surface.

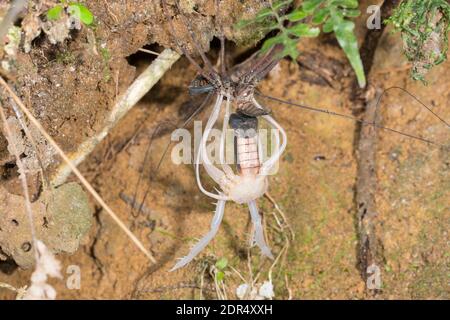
left=0, top=0, right=449, bottom=299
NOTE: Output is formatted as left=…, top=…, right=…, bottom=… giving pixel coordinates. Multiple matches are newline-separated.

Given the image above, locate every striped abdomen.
left=236, top=136, right=260, bottom=176
left=229, top=113, right=260, bottom=176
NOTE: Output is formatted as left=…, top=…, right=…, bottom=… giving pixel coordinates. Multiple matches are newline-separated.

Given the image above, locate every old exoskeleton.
left=171, top=86, right=287, bottom=270
left=161, top=0, right=287, bottom=270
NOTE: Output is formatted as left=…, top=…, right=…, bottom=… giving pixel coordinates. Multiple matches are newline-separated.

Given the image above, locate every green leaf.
left=261, top=34, right=286, bottom=53
left=312, top=7, right=330, bottom=24
left=216, top=271, right=225, bottom=282
left=235, top=19, right=254, bottom=29
left=287, top=23, right=320, bottom=37
left=235, top=1, right=289, bottom=29
left=68, top=3, right=94, bottom=25
left=280, top=38, right=300, bottom=60
left=215, top=257, right=228, bottom=270
left=286, top=8, right=308, bottom=22
left=342, top=9, right=361, bottom=18
left=302, top=0, right=324, bottom=13
left=261, top=21, right=281, bottom=31
left=322, top=19, right=334, bottom=32
left=272, top=0, right=293, bottom=11
left=47, top=5, right=63, bottom=21
left=333, top=20, right=366, bottom=87
left=331, top=9, right=344, bottom=21
left=256, top=7, right=274, bottom=20
left=331, top=0, right=359, bottom=9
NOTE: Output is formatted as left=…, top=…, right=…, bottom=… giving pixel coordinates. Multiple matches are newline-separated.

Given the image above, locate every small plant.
left=237, top=0, right=366, bottom=88
left=214, top=257, right=228, bottom=283
left=386, top=0, right=450, bottom=83
left=47, top=1, right=94, bottom=26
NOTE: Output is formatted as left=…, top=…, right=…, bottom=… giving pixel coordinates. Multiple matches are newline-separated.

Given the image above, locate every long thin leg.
left=161, top=0, right=215, bottom=83
left=170, top=199, right=227, bottom=271
left=255, top=110, right=287, bottom=176
left=132, top=92, right=214, bottom=217
left=131, top=121, right=174, bottom=217
left=238, top=44, right=283, bottom=84
left=248, top=200, right=274, bottom=259
left=219, top=94, right=233, bottom=175
left=195, top=94, right=228, bottom=200
left=215, top=0, right=226, bottom=77
left=173, top=0, right=218, bottom=79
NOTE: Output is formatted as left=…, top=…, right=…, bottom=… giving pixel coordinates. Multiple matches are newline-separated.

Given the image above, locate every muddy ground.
left=0, top=1, right=449, bottom=299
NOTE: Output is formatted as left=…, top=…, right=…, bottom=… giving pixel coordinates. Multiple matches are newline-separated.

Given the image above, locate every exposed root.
left=355, top=89, right=385, bottom=293
left=352, top=0, right=400, bottom=293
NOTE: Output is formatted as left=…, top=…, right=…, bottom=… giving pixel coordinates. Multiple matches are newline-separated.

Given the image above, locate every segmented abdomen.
left=236, top=136, right=260, bottom=176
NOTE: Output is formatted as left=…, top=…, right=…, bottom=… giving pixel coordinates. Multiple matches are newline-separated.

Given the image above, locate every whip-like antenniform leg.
left=171, top=199, right=226, bottom=271
left=195, top=94, right=227, bottom=200
left=248, top=200, right=274, bottom=259
left=258, top=115, right=287, bottom=175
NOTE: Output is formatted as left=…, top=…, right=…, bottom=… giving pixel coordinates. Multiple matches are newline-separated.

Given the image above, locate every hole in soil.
left=43, top=216, right=49, bottom=228
left=11, top=219, right=19, bottom=227
left=0, top=132, right=8, bottom=152
left=0, top=247, right=18, bottom=275
left=126, top=43, right=186, bottom=107
left=0, top=258, right=18, bottom=275
left=1, top=161, right=19, bottom=180
left=21, top=242, right=32, bottom=253
left=13, top=18, right=23, bottom=28
left=126, top=43, right=164, bottom=70
left=314, top=155, right=327, bottom=161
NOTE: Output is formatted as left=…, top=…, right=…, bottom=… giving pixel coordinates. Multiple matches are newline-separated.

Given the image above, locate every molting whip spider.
left=170, top=44, right=289, bottom=269
left=171, top=85, right=287, bottom=271
left=159, top=0, right=288, bottom=271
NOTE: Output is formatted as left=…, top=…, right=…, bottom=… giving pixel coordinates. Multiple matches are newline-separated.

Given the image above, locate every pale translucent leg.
left=170, top=199, right=227, bottom=271
left=248, top=200, right=274, bottom=259
left=219, top=95, right=233, bottom=176
left=219, top=96, right=229, bottom=164
left=259, top=114, right=287, bottom=175
left=195, top=94, right=227, bottom=200
left=252, top=98, right=287, bottom=176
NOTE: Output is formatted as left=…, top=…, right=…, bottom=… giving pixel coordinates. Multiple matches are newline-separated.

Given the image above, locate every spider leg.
left=215, top=0, right=227, bottom=77
left=173, top=0, right=218, bottom=79
left=248, top=200, right=274, bottom=259
left=161, top=0, right=215, bottom=83
left=254, top=103, right=287, bottom=176
left=170, top=199, right=227, bottom=271
left=220, top=93, right=233, bottom=175
left=195, top=94, right=228, bottom=200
